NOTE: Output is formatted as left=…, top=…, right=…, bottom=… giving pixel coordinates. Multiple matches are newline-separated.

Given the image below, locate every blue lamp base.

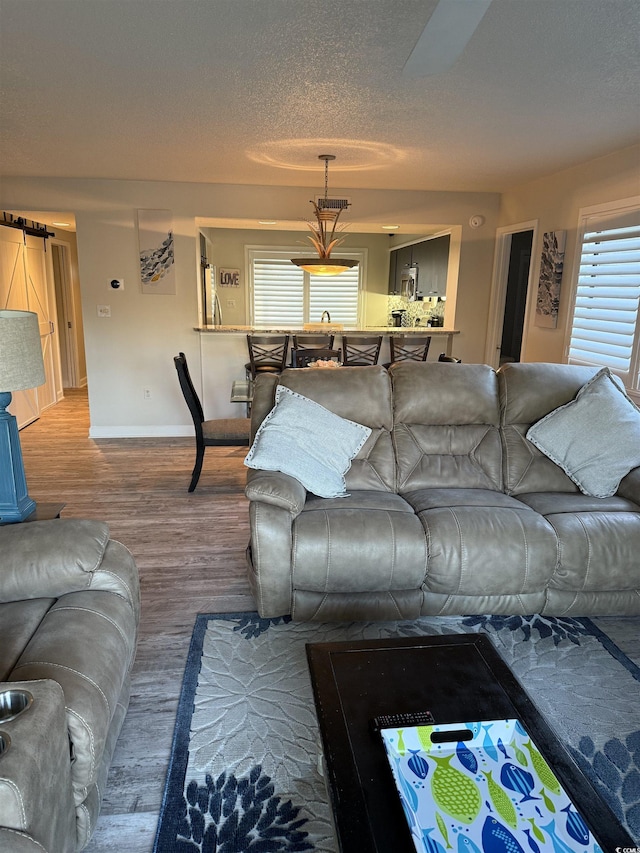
left=0, top=391, right=36, bottom=523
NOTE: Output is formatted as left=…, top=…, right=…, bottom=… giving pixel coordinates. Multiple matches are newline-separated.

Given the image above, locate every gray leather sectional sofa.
left=245, top=362, right=640, bottom=620
left=0, top=519, right=139, bottom=852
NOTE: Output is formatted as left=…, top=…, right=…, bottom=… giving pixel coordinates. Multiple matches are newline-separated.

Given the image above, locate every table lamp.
left=0, top=310, right=46, bottom=522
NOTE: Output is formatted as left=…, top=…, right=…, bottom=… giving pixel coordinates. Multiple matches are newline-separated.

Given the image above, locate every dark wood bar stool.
left=341, top=335, right=383, bottom=366
left=291, top=333, right=335, bottom=366
left=291, top=347, right=342, bottom=367
left=245, top=334, right=290, bottom=380
left=386, top=334, right=432, bottom=367
left=292, top=333, right=335, bottom=350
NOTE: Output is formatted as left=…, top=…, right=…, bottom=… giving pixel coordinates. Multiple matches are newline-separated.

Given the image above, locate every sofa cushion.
left=515, top=491, right=640, bottom=516
left=0, top=599, right=54, bottom=681
left=270, top=366, right=397, bottom=491
left=292, top=491, right=427, bottom=593
left=498, top=362, right=600, bottom=495
left=245, top=385, right=371, bottom=498
left=391, top=363, right=503, bottom=492
left=403, top=488, right=558, bottom=598
left=10, top=584, right=138, bottom=802
left=526, top=368, right=640, bottom=498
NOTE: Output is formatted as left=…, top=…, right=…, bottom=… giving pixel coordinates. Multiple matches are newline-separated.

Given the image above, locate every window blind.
left=253, top=259, right=305, bottom=326
left=309, top=268, right=359, bottom=326
left=568, top=211, right=640, bottom=387
left=252, top=251, right=361, bottom=326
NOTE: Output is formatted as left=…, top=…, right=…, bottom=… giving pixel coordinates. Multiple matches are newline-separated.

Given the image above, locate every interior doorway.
left=485, top=221, right=538, bottom=367
left=500, top=230, right=533, bottom=364
left=51, top=241, right=85, bottom=389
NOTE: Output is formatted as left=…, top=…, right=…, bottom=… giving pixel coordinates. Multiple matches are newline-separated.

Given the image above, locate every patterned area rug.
left=153, top=614, right=640, bottom=852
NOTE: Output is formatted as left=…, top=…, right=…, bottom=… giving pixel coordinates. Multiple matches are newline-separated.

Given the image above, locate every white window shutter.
left=568, top=212, right=640, bottom=389
left=251, top=249, right=362, bottom=326
left=253, top=259, right=304, bottom=326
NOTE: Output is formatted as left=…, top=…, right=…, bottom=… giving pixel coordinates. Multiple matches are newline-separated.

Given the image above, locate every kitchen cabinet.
left=388, top=235, right=450, bottom=298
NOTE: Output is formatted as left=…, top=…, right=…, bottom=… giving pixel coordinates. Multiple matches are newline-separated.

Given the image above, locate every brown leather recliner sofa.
left=0, top=519, right=140, bottom=852
left=245, top=361, right=640, bottom=620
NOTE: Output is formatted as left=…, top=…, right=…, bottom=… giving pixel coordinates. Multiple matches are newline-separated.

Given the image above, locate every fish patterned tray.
left=380, top=718, right=603, bottom=853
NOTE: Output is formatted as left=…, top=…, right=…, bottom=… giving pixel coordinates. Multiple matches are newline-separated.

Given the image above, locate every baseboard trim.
left=89, top=426, right=193, bottom=439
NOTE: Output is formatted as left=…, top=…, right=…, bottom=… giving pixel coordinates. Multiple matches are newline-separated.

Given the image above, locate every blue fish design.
left=515, top=720, right=528, bottom=738
left=458, top=833, right=483, bottom=853
left=394, top=755, right=419, bottom=812
left=456, top=741, right=478, bottom=774
left=408, top=749, right=430, bottom=780
left=465, top=722, right=482, bottom=737
left=561, top=804, right=590, bottom=844
left=422, top=826, right=447, bottom=853
left=523, top=828, right=541, bottom=853
left=497, top=737, right=510, bottom=760
left=541, top=820, right=578, bottom=853
left=482, top=724, right=499, bottom=762
left=481, top=816, right=526, bottom=853
left=500, top=762, right=540, bottom=803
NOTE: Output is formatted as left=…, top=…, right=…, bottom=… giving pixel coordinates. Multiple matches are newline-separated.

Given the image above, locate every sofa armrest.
left=245, top=469, right=307, bottom=516
left=0, top=679, right=76, bottom=852
left=0, top=520, right=136, bottom=607
left=617, top=466, right=640, bottom=505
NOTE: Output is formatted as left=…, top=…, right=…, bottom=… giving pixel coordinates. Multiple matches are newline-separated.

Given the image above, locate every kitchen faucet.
left=321, top=311, right=331, bottom=323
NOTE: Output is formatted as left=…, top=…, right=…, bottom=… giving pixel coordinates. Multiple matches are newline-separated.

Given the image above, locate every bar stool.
left=245, top=334, right=290, bottom=380
left=291, top=347, right=342, bottom=367
left=386, top=334, right=432, bottom=367
left=341, top=335, right=383, bottom=366
left=291, top=333, right=335, bottom=366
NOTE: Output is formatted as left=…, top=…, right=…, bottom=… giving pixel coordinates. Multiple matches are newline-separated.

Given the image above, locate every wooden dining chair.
left=174, top=352, right=250, bottom=492
left=245, top=334, right=290, bottom=380
left=291, top=347, right=342, bottom=367
left=388, top=334, right=432, bottom=364
left=341, top=335, right=383, bottom=366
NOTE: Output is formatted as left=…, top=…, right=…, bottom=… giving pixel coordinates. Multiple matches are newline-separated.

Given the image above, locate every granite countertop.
left=195, top=325, right=459, bottom=334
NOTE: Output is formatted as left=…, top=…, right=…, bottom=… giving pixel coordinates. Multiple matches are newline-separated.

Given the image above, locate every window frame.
left=245, top=245, right=366, bottom=327
left=563, top=196, right=640, bottom=402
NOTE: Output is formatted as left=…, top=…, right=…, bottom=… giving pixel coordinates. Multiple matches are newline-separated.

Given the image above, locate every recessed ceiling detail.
left=245, top=139, right=408, bottom=173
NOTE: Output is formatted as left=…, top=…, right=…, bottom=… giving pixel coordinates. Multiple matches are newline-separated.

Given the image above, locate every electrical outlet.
left=97, top=305, right=111, bottom=318
left=226, top=299, right=236, bottom=309
left=143, top=387, right=152, bottom=400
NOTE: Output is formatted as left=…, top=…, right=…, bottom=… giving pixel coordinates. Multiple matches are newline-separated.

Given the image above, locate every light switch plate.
left=97, top=305, right=111, bottom=318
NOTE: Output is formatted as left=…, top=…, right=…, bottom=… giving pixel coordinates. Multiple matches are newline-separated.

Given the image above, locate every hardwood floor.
left=20, top=389, right=255, bottom=852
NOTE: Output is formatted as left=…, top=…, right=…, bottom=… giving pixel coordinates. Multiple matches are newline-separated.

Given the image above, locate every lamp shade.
left=0, top=310, right=46, bottom=392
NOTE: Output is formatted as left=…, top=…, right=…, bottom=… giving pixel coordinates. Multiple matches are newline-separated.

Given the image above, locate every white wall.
left=0, top=176, right=501, bottom=435
left=499, top=143, right=640, bottom=364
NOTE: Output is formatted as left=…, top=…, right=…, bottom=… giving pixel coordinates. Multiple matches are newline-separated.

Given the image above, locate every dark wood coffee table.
left=306, top=633, right=633, bottom=853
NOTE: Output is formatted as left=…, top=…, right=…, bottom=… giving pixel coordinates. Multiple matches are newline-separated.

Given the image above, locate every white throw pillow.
left=244, top=385, right=371, bottom=498
left=526, top=367, right=640, bottom=498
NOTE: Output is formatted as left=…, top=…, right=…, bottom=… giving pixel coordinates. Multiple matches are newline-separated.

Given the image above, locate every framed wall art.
left=138, top=209, right=176, bottom=294
left=219, top=268, right=240, bottom=288
left=534, top=230, right=566, bottom=328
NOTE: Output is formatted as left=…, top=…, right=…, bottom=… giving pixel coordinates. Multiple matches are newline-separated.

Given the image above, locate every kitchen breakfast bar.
left=194, top=325, right=460, bottom=420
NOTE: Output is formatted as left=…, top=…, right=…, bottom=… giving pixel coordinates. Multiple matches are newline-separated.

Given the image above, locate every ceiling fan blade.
left=403, top=0, right=492, bottom=77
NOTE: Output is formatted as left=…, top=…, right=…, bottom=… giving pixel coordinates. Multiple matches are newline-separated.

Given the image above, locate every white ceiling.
left=1, top=0, right=639, bottom=194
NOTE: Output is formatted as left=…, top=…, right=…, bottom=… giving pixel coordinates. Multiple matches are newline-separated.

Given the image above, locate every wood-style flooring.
left=19, top=389, right=255, bottom=852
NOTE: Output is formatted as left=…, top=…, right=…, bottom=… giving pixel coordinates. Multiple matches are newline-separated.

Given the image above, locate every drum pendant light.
left=291, top=155, right=358, bottom=276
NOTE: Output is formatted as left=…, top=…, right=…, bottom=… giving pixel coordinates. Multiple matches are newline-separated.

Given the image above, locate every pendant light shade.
left=291, top=155, right=358, bottom=276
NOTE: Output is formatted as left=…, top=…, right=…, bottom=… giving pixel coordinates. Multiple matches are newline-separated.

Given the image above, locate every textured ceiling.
left=1, top=0, right=639, bottom=193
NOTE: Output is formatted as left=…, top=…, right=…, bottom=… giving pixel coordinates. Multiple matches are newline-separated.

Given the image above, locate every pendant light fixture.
left=291, top=155, right=358, bottom=276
